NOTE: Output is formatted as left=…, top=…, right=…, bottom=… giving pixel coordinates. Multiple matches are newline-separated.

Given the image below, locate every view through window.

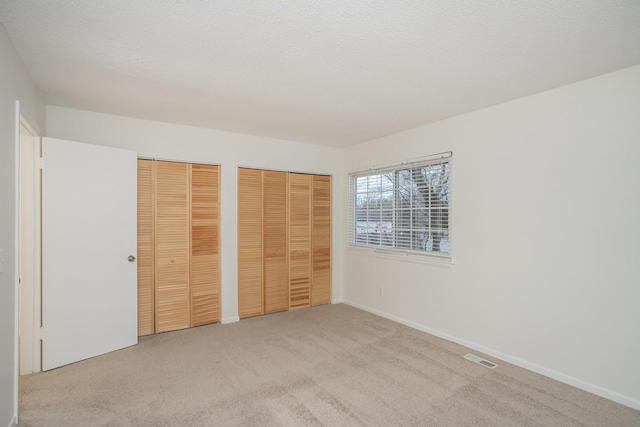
left=349, top=155, right=450, bottom=257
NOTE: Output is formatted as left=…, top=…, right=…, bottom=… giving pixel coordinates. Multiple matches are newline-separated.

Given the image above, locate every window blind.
left=348, top=152, right=451, bottom=259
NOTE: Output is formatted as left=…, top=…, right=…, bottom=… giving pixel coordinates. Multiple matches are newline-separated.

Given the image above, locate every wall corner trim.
left=221, top=316, right=240, bottom=325
left=8, top=414, right=18, bottom=427
left=340, top=299, right=640, bottom=411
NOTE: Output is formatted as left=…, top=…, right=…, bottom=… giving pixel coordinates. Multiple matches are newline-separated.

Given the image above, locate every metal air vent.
left=463, top=353, right=498, bottom=369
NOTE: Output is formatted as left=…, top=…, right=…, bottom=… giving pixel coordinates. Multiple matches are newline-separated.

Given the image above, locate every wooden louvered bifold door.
left=190, top=164, right=221, bottom=326
left=312, top=175, right=331, bottom=306
left=137, top=160, right=155, bottom=336
left=289, top=173, right=312, bottom=310
left=263, top=171, right=289, bottom=314
left=238, top=168, right=264, bottom=318
left=154, top=161, right=191, bottom=333
left=237, top=168, right=330, bottom=319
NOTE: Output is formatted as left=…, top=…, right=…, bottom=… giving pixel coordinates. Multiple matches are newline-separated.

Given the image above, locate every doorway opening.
left=18, top=118, right=41, bottom=375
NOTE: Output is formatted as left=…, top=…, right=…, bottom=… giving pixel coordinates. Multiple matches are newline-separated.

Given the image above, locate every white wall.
left=343, top=65, right=640, bottom=409
left=46, top=106, right=344, bottom=323
left=0, top=24, right=45, bottom=427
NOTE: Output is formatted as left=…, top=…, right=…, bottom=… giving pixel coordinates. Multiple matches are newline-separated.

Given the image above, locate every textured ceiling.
left=1, top=1, right=640, bottom=147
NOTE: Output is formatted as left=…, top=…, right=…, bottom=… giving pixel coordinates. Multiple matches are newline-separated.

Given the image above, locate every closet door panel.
left=137, top=160, right=155, bottom=336
left=155, top=161, right=190, bottom=333
left=238, top=168, right=264, bottom=318
left=289, top=173, right=311, bottom=310
left=190, top=164, right=221, bottom=326
left=263, top=171, right=288, bottom=314
left=312, top=175, right=331, bottom=306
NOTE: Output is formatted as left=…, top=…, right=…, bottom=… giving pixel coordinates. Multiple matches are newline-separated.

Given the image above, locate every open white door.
left=42, top=137, right=138, bottom=371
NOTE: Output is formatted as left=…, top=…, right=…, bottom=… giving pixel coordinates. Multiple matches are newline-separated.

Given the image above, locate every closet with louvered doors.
left=237, top=168, right=331, bottom=319
left=190, top=164, right=221, bottom=327
left=137, top=160, right=155, bottom=336
left=137, top=159, right=221, bottom=336
left=288, top=173, right=311, bottom=310
left=311, top=175, right=331, bottom=306
left=263, top=171, right=289, bottom=313
left=237, top=168, right=290, bottom=318
left=237, top=168, right=265, bottom=318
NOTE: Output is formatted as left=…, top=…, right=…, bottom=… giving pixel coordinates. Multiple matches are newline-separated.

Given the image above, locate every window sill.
left=346, top=245, right=454, bottom=267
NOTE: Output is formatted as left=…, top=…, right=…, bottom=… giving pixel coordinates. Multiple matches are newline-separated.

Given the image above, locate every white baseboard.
left=331, top=298, right=345, bottom=304
left=340, top=299, right=640, bottom=411
left=221, top=316, right=239, bottom=325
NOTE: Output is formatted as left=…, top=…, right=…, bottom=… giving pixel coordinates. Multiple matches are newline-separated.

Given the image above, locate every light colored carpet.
left=19, top=304, right=640, bottom=426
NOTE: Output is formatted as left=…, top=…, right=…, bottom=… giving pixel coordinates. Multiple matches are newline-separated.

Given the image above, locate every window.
left=348, top=153, right=451, bottom=258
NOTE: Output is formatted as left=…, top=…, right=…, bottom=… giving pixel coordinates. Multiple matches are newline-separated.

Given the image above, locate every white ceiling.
left=1, top=1, right=640, bottom=148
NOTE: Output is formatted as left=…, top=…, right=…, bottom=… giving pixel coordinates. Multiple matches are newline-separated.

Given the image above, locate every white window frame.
left=348, top=152, right=452, bottom=262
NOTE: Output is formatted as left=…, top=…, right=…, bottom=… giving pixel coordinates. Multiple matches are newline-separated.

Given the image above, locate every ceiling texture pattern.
left=1, top=1, right=640, bottom=147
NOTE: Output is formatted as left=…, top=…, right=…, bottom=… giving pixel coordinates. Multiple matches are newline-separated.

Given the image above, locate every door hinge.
left=39, top=327, right=44, bottom=340
left=39, top=157, right=44, bottom=170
